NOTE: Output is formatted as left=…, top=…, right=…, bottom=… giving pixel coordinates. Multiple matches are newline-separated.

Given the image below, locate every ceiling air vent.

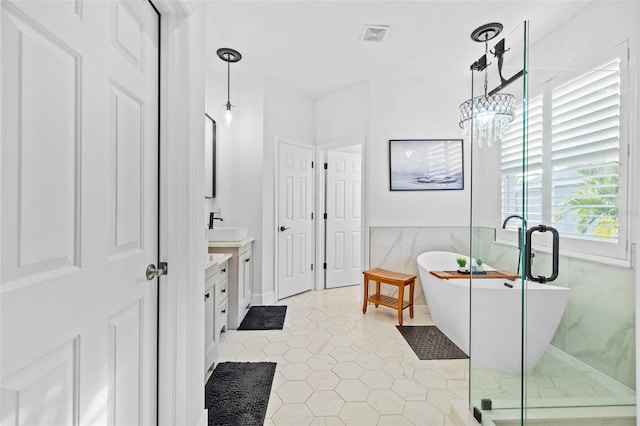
left=360, top=25, right=389, bottom=42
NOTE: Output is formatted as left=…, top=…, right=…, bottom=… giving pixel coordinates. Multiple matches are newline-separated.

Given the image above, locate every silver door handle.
left=146, top=262, right=168, bottom=280
left=280, top=226, right=290, bottom=231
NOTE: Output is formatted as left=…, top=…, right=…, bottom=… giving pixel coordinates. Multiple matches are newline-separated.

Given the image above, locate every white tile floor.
left=216, top=285, right=468, bottom=426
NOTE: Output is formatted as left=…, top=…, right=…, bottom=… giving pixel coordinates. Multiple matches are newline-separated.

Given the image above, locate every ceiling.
left=204, top=1, right=587, bottom=99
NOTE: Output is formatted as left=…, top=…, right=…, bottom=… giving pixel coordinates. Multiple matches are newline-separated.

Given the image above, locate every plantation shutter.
left=550, top=61, right=621, bottom=242
left=500, top=96, right=544, bottom=228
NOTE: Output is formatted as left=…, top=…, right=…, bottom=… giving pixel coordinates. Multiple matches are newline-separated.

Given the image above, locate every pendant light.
left=217, top=47, right=242, bottom=124
left=458, top=23, right=515, bottom=147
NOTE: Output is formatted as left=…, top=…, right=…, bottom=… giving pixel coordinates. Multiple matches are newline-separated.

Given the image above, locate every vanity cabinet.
left=204, top=254, right=231, bottom=373
left=208, top=238, right=254, bottom=330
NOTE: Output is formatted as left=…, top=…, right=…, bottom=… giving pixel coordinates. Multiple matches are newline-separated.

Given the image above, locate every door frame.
left=150, top=1, right=208, bottom=425
left=274, top=137, right=316, bottom=302
left=316, top=136, right=366, bottom=291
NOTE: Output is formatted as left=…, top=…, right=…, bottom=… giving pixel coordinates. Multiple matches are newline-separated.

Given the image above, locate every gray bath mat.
left=238, top=305, right=287, bottom=330
left=397, top=325, right=469, bottom=360
left=205, top=362, right=276, bottom=426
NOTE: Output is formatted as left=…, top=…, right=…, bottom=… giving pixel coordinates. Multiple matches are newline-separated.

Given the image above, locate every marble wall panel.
left=369, top=226, right=493, bottom=307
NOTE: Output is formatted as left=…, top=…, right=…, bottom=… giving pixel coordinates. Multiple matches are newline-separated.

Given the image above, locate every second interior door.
left=325, top=148, right=362, bottom=288
left=277, top=141, right=314, bottom=299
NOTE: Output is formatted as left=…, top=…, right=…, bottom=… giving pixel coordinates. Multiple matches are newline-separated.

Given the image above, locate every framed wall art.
left=389, top=139, right=464, bottom=191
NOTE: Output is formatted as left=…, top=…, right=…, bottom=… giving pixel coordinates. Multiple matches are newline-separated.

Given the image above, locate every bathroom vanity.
left=208, top=237, right=254, bottom=330
left=204, top=253, right=231, bottom=372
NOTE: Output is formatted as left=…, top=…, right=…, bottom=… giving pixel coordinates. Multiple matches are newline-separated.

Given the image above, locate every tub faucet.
left=502, top=214, right=524, bottom=276
left=501, top=214, right=523, bottom=230
left=209, top=212, right=223, bottom=229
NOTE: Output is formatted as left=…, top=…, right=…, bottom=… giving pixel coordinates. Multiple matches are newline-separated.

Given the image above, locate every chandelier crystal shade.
left=459, top=93, right=516, bottom=147
left=459, top=23, right=515, bottom=147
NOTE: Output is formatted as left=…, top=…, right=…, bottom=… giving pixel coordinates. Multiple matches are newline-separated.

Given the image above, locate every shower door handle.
left=525, top=225, right=559, bottom=283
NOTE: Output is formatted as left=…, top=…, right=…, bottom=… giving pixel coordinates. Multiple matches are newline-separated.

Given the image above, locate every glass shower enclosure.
left=467, top=4, right=637, bottom=424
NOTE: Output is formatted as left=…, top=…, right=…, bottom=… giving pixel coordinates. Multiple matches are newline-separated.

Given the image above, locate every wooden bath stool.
left=362, top=267, right=416, bottom=325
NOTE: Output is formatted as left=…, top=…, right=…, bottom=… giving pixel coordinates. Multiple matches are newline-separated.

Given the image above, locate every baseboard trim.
left=253, top=291, right=275, bottom=306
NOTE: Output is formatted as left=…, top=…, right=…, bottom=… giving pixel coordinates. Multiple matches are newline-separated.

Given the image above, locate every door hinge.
left=324, top=163, right=328, bottom=170
left=311, top=212, right=314, bottom=220
left=323, top=263, right=327, bottom=269
left=312, top=161, right=314, bottom=168
left=323, top=213, right=327, bottom=220
left=311, top=264, right=314, bottom=271
left=473, top=407, right=482, bottom=423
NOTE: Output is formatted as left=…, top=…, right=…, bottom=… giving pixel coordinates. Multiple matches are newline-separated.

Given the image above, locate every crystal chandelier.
left=459, top=23, right=515, bottom=147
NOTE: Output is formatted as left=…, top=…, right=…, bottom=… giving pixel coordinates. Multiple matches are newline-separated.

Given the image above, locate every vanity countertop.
left=208, top=237, right=255, bottom=249
left=204, top=252, right=232, bottom=270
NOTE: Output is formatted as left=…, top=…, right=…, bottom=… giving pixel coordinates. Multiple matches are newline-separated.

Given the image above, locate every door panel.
left=1, top=2, right=81, bottom=285
left=277, top=142, right=313, bottom=300
left=325, top=150, right=362, bottom=288
left=1, top=1, right=159, bottom=424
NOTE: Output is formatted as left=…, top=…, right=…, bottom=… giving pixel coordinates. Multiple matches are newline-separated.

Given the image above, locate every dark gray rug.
left=238, top=306, right=287, bottom=330
left=206, top=362, right=276, bottom=426
left=396, top=325, right=469, bottom=360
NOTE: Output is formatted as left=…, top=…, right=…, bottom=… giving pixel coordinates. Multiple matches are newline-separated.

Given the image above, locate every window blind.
left=500, top=96, right=544, bottom=228
left=550, top=61, right=621, bottom=242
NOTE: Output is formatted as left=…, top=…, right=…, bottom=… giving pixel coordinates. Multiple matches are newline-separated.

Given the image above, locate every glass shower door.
left=523, top=1, right=637, bottom=424
left=468, top=20, right=529, bottom=424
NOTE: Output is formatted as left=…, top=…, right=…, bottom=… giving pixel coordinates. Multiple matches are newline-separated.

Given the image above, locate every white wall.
left=316, top=82, right=369, bottom=146
left=206, top=75, right=315, bottom=305
left=205, top=72, right=266, bottom=298
left=262, top=79, right=316, bottom=303
left=315, top=77, right=471, bottom=270
left=367, top=77, right=471, bottom=227
left=204, top=72, right=233, bottom=223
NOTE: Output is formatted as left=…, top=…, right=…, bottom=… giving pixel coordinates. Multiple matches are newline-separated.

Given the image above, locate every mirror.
left=204, top=113, right=216, bottom=198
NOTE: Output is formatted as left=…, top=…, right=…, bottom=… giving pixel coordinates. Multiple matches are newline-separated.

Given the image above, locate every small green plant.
left=476, top=259, right=484, bottom=266
left=456, top=257, right=467, bottom=268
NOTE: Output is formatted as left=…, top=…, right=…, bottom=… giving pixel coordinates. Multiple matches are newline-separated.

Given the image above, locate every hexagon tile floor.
left=215, top=285, right=467, bottom=426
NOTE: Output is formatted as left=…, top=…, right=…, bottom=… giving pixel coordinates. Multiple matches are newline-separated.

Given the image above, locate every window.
left=500, top=53, right=629, bottom=261
left=551, top=61, right=621, bottom=243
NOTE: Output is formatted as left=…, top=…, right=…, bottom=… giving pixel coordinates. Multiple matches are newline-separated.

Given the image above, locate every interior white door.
left=325, top=150, right=362, bottom=288
left=1, top=1, right=159, bottom=425
left=277, top=142, right=314, bottom=300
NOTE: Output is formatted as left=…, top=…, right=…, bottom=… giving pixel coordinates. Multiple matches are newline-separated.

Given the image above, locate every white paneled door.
left=277, top=142, right=314, bottom=300
left=325, top=150, right=362, bottom=288
left=1, top=1, right=159, bottom=425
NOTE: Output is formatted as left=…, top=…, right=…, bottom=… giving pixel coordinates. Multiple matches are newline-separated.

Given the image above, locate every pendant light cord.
left=226, top=55, right=231, bottom=106
left=483, top=35, right=489, bottom=97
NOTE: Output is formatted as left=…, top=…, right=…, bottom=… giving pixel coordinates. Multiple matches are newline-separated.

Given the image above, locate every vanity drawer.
left=215, top=298, right=228, bottom=340
left=215, top=277, right=228, bottom=302
left=218, top=260, right=229, bottom=281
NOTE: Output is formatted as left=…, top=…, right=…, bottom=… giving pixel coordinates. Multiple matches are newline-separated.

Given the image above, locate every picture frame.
left=204, top=113, right=216, bottom=198
left=389, top=139, right=464, bottom=191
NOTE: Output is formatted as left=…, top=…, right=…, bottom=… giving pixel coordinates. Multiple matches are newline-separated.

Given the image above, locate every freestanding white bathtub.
left=417, top=251, right=570, bottom=373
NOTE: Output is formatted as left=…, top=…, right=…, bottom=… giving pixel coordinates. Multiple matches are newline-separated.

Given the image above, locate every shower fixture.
left=217, top=47, right=242, bottom=124
left=459, top=23, right=516, bottom=147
